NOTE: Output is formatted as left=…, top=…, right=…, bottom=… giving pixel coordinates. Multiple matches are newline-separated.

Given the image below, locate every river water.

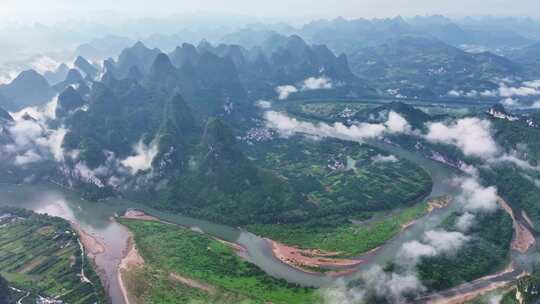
left=0, top=141, right=523, bottom=303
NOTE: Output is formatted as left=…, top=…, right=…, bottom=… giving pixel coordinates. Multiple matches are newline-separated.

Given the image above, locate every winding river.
left=0, top=140, right=532, bottom=303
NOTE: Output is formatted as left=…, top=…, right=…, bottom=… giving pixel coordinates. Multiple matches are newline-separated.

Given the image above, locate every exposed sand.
left=427, top=195, right=452, bottom=213
left=498, top=199, right=536, bottom=254
left=118, top=235, right=145, bottom=304
left=268, top=239, right=362, bottom=274
left=513, top=222, right=536, bottom=253
left=169, top=273, right=216, bottom=294
left=521, top=210, right=534, bottom=229
left=401, top=196, right=452, bottom=232
left=74, top=225, right=105, bottom=255
left=122, top=209, right=160, bottom=221
left=117, top=210, right=247, bottom=302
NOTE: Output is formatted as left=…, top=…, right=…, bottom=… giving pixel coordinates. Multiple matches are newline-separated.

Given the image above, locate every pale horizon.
left=1, top=0, right=540, bottom=25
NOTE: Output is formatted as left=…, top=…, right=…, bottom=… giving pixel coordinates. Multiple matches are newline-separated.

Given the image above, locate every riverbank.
left=118, top=218, right=319, bottom=304
left=267, top=195, right=453, bottom=276
left=425, top=263, right=526, bottom=304
left=118, top=234, right=144, bottom=304
left=499, top=198, right=536, bottom=253
left=73, top=224, right=106, bottom=255
left=419, top=197, right=535, bottom=303
left=0, top=207, right=106, bottom=303
left=121, top=209, right=247, bottom=255
left=268, top=239, right=363, bottom=274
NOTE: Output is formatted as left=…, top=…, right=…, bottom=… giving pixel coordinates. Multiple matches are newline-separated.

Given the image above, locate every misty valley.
left=2, top=7, right=540, bottom=304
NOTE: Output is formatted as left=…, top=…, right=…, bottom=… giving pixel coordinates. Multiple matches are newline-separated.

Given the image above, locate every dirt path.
left=118, top=234, right=145, bottom=304
left=169, top=273, right=216, bottom=294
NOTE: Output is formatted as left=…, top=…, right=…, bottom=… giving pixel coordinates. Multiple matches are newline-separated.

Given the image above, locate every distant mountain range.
left=3, top=16, right=540, bottom=113
left=348, top=35, right=522, bottom=98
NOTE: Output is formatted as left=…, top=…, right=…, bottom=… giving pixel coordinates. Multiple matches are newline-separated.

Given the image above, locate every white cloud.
left=11, top=96, right=58, bottom=122
left=531, top=101, right=540, bottom=109
left=302, top=76, right=333, bottom=90
left=480, top=90, right=498, bottom=97
left=275, top=85, right=298, bottom=100
left=523, top=79, right=540, bottom=89
left=499, top=83, right=540, bottom=97
left=456, top=177, right=499, bottom=212
left=30, top=55, right=61, bottom=74
left=447, top=90, right=461, bottom=97
left=0, top=70, right=19, bottom=85
left=36, top=127, right=67, bottom=162
left=15, top=150, right=42, bottom=165
left=425, top=118, right=498, bottom=159
left=455, top=212, right=475, bottom=232
left=450, top=80, right=540, bottom=99
left=121, top=140, right=158, bottom=174
left=423, top=230, right=469, bottom=253
left=1, top=96, right=67, bottom=165
left=385, top=111, right=411, bottom=133
left=73, top=162, right=106, bottom=188
left=323, top=266, right=424, bottom=304
left=399, top=241, right=437, bottom=263
left=492, top=152, right=540, bottom=171
left=256, top=100, right=272, bottom=109
left=264, top=110, right=410, bottom=141
left=399, top=230, right=469, bottom=265
left=501, top=98, right=519, bottom=107
left=372, top=154, right=398, bottom=163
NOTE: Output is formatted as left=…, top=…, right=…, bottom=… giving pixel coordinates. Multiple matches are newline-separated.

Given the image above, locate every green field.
left=286, top=102, right=378, bottom=123
left=242, top=136, right=432, bottom=255
left=120, top=219, right=320, bottom=304
left=244, top=137, right=431, bottom=216
left=247, top=201, right=429, bottom=257
left=0, top=207, right=106, bottom=303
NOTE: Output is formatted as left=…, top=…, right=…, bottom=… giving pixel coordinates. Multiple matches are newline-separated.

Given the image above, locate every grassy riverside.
left=247, top=201, right=429, bottom=257
left=0, top=207, right=106, bottom=303
left=119, top=219, right=320, bottom=304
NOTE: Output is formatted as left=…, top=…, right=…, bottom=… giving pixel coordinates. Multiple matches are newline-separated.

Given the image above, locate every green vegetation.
left=245, top=137, right=431, bottom=216
left=122, top=266, right=217, bottom=304
left=482, top=165, right=540, bottom=227
left=286, top=101, right=433, bottom=130
left=0, top=207, right=106, bottom=303
left=491, top=113, right=540, bottom=164
left=120, top=219, right=319, bottom=304
left=242, top=136, right=432, bottom=255
left=248, top=201, right=429, bottom=257
left=286, top=102, right=378, bottom=123
left=417, top=209, right=513, bottom=290
left=513, top=274, right=540, bottom=304
left=158, top=118, right=302, bottom=226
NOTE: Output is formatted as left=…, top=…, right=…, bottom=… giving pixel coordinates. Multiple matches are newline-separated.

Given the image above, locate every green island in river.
left=119, top=218, right=321, bottom=304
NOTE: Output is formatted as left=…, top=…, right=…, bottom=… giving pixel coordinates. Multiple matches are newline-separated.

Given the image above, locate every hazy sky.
left=2, top=0, right=539, bottom=23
